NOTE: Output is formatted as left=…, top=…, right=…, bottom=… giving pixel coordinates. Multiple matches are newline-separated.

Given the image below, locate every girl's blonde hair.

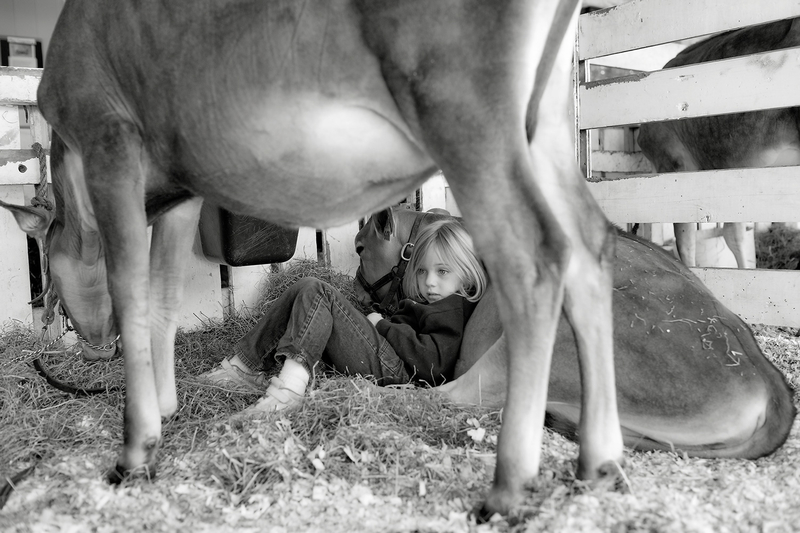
left=402, top=218, right=487, bottom=303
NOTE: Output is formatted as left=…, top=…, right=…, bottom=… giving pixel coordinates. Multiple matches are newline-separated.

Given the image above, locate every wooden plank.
left=580, top=47, right=800, bottom=130
left=229, top=264, right=272, bottom=314
left=0, top=185, right=35, bottom=326
left=691, top=267, right=800, bottom=326
left=0, top=151, right=43, bottom=185
left=579, top=0, right=800, bottom=60
left=292, top=227, right=320, bottom=262
left=0, top=105, right=20, bottom=149
left=421, top=172, right=448, bottom=212
left=0, top=67, right=41, bottom=105
left=178, top=231, right=224, bottom=329
left=28, top=107, right=50, bottom=148
left=587, top=166, right=800, bottom=225
left=323, top=221, right=360, bottom=277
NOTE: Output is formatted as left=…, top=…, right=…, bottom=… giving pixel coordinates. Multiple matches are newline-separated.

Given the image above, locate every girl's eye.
left=438, top=269, right=449, bottom=275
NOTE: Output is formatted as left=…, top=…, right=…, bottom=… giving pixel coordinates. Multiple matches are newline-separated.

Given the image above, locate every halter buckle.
left=400, top=242, right=414, bottom=262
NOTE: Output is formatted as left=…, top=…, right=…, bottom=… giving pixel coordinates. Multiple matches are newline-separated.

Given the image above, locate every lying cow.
left=0, top=0, right=622, bottom=515
left=638, top=18, right=800, bottom=268
left=356, top=207, right=795, bottom=458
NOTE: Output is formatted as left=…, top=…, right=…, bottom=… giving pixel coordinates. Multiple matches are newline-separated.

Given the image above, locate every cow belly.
left=185, top=99, right=435, bottom=228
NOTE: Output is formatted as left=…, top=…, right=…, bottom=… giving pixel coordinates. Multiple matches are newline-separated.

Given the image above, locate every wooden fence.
left=576, top=0, right=800, bottom=327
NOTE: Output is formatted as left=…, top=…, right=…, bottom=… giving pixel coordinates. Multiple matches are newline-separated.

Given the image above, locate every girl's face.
left=415, top=248, right=463, bottom=303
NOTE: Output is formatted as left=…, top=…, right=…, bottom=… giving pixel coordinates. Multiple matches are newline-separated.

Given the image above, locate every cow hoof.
left=106, top=462, right=157, bottom=485
left=471, top=485, right=523, bottom=523
left=574, top=460, right=629, bottom=494
left=471, top=501, right=501, bottom=524
left=107, top=437, right=161, bottom=484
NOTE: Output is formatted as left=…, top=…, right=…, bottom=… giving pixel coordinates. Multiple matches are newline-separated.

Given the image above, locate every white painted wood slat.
left=580, top=46, right=800, bottom=130
left=0, top=152, right=41, bottom=185
left=579, top=0, right=800, bottom=60
left=0, top=185, right=35, bottom=326
left=0, top=67, right=41, bottom=106
left=588, top=166, right=800, bottom=225
left=692, top=268, right=799, bottom=326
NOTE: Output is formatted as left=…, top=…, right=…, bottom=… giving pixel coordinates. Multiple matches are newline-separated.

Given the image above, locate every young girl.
left=202, top=218, right=487, bottom=412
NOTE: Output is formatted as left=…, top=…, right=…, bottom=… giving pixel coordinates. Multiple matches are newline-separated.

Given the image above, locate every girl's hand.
left=367, top=312, right=383, bottom=326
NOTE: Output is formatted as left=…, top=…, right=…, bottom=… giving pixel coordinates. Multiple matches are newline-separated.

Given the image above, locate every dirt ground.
left=1, top=319, right=799, bottom=533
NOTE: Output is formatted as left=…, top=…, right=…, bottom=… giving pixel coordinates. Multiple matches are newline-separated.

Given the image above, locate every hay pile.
left=755, top=225, right=800, bottom=270
left=1, top=260, right=799, bottom=532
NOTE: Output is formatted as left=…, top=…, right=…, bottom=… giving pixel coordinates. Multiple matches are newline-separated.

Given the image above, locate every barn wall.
left=0, top=0, right=64, bottom=64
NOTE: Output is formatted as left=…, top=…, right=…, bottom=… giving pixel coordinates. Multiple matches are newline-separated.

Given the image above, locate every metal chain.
left=26, top=322, right=120, bottom=358
left=73, top=331, right=120, bottom=352
left=25, top=325, right=72, bottom=358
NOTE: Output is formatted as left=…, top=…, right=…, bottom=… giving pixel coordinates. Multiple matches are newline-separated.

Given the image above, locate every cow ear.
left=0, top=200, right=55, bottom=240
left=373, top=208, right=395, bottom=241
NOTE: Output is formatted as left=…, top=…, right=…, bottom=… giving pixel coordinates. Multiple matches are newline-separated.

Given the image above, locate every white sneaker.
left=247, top=376, right=306, bottom=413
left=199, top=357, right=268, bottom=392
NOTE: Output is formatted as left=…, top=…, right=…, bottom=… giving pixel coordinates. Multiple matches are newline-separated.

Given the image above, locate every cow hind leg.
left=674, top=223, right=698, bottom=267
left=366, top=0, right=622, bottom=514
left=405, top=86, right=568, bottom=513
left=722, top=222, right=749, bottom=268
left=561, top=220, right=624, bottom=481
left=76, top=121, right=162, bottom=482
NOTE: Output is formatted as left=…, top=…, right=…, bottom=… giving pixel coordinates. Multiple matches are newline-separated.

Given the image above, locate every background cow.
left=0, top=0, right=623, bottom=515
left=638, top=18, right=800, bottom=268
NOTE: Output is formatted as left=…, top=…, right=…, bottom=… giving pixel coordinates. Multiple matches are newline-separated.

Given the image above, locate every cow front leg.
left=81, top=122, right=161, bottom=481
left=149, top=197, right=204, bottom=418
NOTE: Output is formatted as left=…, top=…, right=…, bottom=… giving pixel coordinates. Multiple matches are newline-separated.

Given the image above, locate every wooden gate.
left=576, top=0, right=800, bottom=326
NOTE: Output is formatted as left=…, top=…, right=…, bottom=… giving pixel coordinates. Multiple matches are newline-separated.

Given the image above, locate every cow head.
left=354, top=205, right=452, bottom=309
left=0, top=142, right=118, bottom=360
left=353, top=207, right=405, bottom=308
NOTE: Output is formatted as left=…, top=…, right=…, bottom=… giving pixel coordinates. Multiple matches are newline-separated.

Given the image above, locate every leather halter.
left=356, top=213, right=428, bottom=315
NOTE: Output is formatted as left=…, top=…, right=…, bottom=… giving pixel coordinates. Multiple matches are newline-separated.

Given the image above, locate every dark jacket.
left=375, top=294, right=477, bottom=386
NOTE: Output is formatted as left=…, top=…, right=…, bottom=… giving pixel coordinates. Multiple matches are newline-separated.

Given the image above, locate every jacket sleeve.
left=375, top=304, right=464, bottom=385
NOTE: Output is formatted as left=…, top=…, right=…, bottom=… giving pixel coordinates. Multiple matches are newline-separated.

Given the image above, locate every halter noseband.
left=356, top=213, right=427, bottom=315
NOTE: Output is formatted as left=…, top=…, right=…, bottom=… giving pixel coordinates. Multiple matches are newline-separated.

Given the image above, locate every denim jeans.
left=235, top=277, right=409, bottom=385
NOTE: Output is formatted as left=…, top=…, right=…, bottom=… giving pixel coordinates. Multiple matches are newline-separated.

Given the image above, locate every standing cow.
left=638, top=18, right=800, bottom=268
left=0, top=0, right=623, bottom=515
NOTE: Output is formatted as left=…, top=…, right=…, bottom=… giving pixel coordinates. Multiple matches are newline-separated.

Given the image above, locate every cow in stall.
left=638, top=18, right=800, bottom=269
left=356, top=206, right=795, bottom=458
left=0, top=0, right=624, bottom=515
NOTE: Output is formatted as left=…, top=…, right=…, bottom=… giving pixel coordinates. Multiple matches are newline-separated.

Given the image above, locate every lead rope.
left=29, top=142, right=53, bottom=211
left=23, top=141, right=119, bottom=396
